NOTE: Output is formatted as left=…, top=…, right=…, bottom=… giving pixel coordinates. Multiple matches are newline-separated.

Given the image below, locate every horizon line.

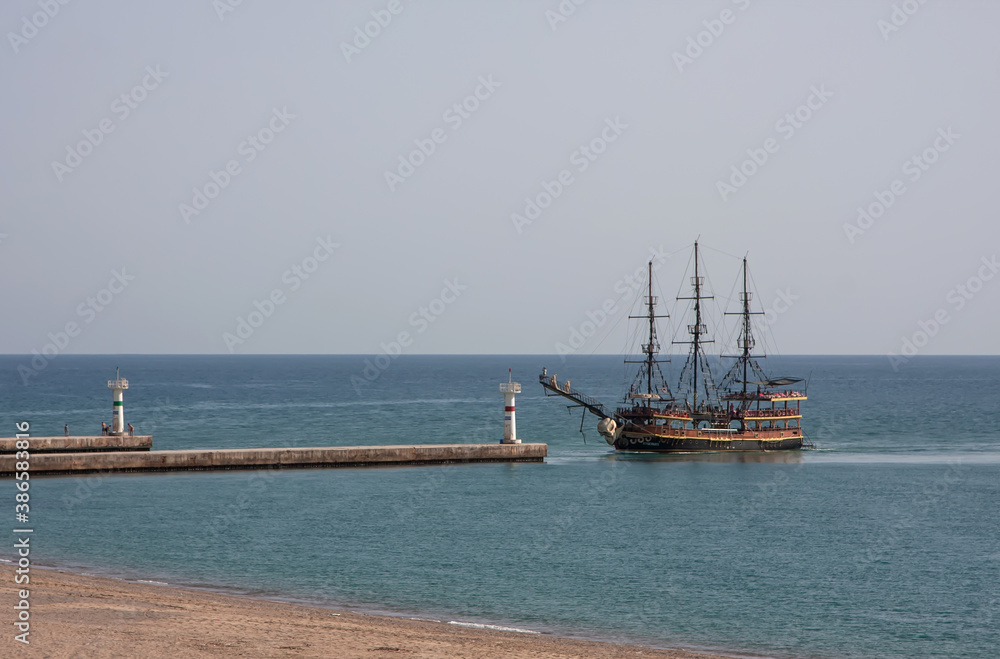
left=2, top=353, right=998, bottom=358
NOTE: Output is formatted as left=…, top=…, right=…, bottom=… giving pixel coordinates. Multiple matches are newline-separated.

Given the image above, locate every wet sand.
left=2, top=564, right=735, bottom=658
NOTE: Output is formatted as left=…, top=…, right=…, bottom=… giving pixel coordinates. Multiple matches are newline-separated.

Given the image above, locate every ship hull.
left=614, top=432, right=803, bottom=452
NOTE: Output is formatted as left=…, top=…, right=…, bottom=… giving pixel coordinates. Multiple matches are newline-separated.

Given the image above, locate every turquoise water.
left=2, top=355, right=998, bottom=658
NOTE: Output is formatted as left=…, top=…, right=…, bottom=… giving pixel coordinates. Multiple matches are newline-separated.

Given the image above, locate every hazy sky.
left=2, top=1, right=997, bottom=359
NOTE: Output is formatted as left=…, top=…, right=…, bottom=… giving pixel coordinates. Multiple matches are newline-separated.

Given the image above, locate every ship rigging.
left=540, top=241, right=809, bottom=452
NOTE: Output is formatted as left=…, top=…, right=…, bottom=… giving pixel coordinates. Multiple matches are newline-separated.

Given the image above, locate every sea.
left=1, top=354, right=998, bottom=659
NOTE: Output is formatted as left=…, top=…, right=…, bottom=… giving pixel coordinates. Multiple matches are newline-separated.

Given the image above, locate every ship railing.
left=618, top=405, right=681, bottom=415
left=738, top=408, right=801, bottom=418
left=538, top=372, right=608, bottom=418
left=722, top=391, right=805, bottom=401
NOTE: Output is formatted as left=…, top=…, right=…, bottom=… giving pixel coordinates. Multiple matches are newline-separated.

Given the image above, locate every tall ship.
left=540, top=241, right=808, bottom=452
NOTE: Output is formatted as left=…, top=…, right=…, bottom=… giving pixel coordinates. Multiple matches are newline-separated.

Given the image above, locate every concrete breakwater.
left=0, top=443, right=547, bottom=476
left=0, top=435, right=152, bottom=453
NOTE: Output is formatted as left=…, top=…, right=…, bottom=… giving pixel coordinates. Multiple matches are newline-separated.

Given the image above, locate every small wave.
left=448, top=621, right=540, bottom=634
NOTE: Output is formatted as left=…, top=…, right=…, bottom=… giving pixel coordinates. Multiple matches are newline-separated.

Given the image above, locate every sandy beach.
left=2, top=565, right=733, bottom=658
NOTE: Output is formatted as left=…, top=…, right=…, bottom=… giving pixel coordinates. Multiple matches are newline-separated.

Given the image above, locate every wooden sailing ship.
left=540, top=242, right=808, bottom=452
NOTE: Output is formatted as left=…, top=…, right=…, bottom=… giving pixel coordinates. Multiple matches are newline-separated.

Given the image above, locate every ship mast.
left=673, top=241, right=717, bottom=412
left=693, top=244, right=701, bottom=409
left=626, top=260, right=671, bottom=402
left=721, top=255, right=767, bottom=412
left=741, top=257, right=750, bottom=401
left=646, top=260, right=655, bottom=396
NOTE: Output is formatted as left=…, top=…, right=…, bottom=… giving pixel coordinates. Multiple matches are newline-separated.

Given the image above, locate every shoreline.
left=1, top=563, right=757, bottom=658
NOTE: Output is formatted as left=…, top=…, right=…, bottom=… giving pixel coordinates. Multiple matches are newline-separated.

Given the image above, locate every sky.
left=1, top=0, right=998, bottom=359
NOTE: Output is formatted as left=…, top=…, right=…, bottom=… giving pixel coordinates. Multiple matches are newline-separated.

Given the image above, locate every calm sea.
left=1, top=355, right=998, bottom=659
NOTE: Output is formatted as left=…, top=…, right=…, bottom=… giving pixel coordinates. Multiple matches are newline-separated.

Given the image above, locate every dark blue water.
left=2, top=355, right=998, bottom=658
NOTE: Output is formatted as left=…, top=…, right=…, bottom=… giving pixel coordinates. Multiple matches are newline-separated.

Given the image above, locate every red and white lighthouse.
left=499, top=369, right=521, bottom=444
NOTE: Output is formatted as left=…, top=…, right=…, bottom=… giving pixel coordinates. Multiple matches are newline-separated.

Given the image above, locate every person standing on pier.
left=101, top=422, right=108, bottom=436
left=65, top=424, right=69, bottom=436
left=128, top=423, right=134, bottom=437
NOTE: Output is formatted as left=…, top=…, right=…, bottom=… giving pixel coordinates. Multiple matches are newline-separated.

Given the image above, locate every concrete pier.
left=0, top=435, right=152, bottom=454
left=0, top=443, right=547, bottom=476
